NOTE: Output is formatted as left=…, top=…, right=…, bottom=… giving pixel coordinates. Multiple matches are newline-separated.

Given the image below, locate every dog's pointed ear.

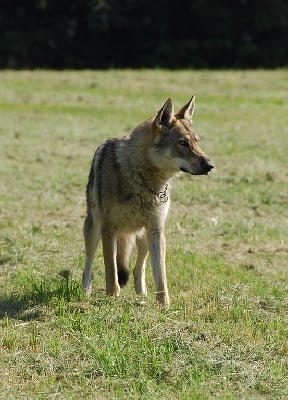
left=154, top=98, right=174, bottom=129
left=176, top=95, right=195, bottom=121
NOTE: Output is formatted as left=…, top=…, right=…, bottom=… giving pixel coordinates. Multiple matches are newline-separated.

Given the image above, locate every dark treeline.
left=1, top=0, right=288, bottom=69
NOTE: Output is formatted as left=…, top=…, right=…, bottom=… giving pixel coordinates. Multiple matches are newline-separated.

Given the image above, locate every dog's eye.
left=178, top=140, right=189, bottom=147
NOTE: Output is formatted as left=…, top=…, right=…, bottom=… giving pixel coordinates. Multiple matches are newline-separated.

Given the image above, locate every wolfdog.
left=82, top=96, right=214, bottom=306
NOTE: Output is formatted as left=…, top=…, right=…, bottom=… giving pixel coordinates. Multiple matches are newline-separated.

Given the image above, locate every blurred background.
left=1, top=0, right=288, bottom=69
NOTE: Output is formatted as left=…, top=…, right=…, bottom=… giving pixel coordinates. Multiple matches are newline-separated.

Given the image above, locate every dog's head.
left=150, top=96, right=214, bottom=176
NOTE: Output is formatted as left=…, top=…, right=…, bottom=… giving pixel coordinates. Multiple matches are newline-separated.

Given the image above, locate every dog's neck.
left=136, top=171, right=169, bottom=203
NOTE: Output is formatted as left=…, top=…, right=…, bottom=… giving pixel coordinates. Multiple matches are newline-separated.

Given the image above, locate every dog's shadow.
left=0, top=294, right=45, bottom=321
left=0, top=271, right=82, bottom=321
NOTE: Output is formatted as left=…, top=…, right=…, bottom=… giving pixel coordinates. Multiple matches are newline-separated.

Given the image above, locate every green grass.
left=0, top=69, right=288, bottom=399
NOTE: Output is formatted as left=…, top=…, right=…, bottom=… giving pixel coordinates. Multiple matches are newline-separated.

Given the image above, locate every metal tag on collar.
left=157, top=184, right=168, bottom=203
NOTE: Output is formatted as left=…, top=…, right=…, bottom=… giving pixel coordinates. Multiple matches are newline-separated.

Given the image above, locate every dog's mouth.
left=180, top=167, right=212, bottom=176
left=180, top=160, right=214, bottom=175
left=180, top=167, right=189, bottom=173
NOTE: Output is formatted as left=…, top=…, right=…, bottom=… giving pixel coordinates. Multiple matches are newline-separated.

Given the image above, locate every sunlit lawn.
left=0, top=69, right=287, bottom=399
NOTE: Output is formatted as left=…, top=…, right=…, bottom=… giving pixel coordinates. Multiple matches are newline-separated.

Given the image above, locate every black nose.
left=201, top=158, right=214, bottom=173
left=206, top=159, right=214, bottom=171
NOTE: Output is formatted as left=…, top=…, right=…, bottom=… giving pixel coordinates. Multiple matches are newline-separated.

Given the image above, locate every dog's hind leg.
left=133, top=234, right=149, bottom=296
left=102, top=225, right=121, bottom=297
left=116, top=234, right=135, bottom=288
left=82, top=211, right=101, bottom=296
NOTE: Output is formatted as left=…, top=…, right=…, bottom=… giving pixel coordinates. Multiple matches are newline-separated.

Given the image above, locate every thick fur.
left=82, top=96, right=214, bottom=306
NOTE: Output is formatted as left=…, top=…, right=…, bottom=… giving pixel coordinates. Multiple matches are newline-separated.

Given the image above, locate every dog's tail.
left=116, top=234, right=135, bottom=288
left=117, top=265, right=129, bottom=288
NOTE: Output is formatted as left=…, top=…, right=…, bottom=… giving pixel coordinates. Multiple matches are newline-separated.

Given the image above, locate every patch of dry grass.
left=0, top=70, right=287, bottom=399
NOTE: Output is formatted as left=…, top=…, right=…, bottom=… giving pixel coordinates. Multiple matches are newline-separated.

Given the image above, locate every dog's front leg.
left=147, top=229, right=170, bottom=306
left=101, top=226, right=120, bottom=297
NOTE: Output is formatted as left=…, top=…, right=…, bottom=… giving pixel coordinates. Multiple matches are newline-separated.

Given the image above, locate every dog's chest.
left=110, top=192, right=169, bottom=232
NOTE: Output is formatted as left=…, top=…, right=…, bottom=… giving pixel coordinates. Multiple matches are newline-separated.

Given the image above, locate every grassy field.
left=0, top=69, right=287, bottom=399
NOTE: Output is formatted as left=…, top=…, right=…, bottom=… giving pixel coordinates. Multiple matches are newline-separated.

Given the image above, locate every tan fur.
left=82, top=96, right=214, bottom=306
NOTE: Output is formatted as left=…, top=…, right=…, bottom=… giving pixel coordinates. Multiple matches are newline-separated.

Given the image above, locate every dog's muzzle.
left=180, top=158, right=215, bottom=175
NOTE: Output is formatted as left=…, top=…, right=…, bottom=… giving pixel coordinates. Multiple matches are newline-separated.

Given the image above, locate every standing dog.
left=82, top=96, right=214, bottom=306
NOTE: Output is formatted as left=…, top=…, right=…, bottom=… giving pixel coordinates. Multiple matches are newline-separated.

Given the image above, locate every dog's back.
left=86, top=123, right=171, bottom=234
